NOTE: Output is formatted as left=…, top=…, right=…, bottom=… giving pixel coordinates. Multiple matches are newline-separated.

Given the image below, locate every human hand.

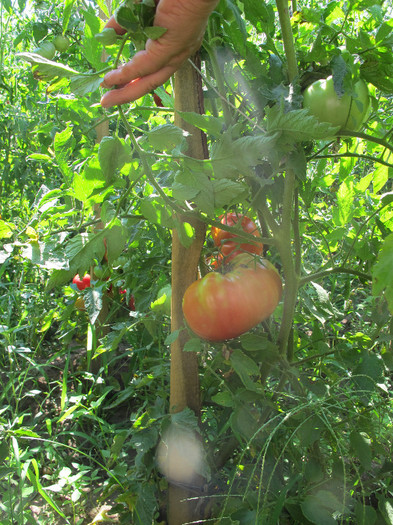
left=100, top=0, right=218, bottom=108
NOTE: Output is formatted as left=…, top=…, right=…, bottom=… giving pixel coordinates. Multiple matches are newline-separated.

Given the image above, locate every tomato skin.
left=211, top=213, right=263, bottom=259
left=182, top=255, right=282, bottom=341
left=53, top=35, right=70, bottom=52
left=72, top=274, right=91, bottom=291
left=303, top=76, right=370, bottom=131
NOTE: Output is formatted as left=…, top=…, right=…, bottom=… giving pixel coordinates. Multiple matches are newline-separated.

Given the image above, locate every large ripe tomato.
left=182, top=254, right=282, bottom=341
left=303, top=76, right=370, bottom=131
left=211, top=213, right=263, bottom=259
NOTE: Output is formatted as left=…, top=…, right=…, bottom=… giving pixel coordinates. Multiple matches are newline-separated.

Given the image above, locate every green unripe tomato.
left=33, top=41, right=56, bottom=60
left=53, top=35, right=70, bottom=52
left=303, top=76, right=370, bottom=132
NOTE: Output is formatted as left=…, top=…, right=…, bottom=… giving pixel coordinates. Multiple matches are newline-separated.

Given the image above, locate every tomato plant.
left=72, top=274, right=91, bottom=291
left=211, top=213, right=263, bottom=260
left=182, top=254, right=282, bottom=341
left=303, top=76, right=370, bottom=131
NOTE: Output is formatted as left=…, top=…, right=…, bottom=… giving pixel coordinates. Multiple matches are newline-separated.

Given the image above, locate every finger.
left=100, top=66, right=175, bottom=108
left=104, top=15, right=127, bottom=35
left=102, top=47, right=173, bottom=88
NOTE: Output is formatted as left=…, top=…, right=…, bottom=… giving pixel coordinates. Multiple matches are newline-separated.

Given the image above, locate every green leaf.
left=72, top=170, right=105, bottom=204
left=20, top=241, right=69, bottom=270
left=174, top=219, right=195, bottom=249
left=212, top=178, right=248, bottom=209
left=301, top=495, right=339, bottom=525
left=82, top=8, right=102, bottom=70
left=146, top=124, right=186, bottom=151
left=46, top=269, right=75, bottom=291
left=115, top=4, right=140, bottom=31
left=84, top=287, right=103, bottom=325
left=95, top=27, right=118, bottom=45
left=177, top=111, right=224, bottom=137
left=335, top=177, right=354, bottom=226
left=144, top=26, right=167, bottom=40
left=211, top=391, right=234, bottom=407
left=183, top=338, right=202, bottom=352
left=379, top=498, right=393, bottom=525
left=373, top=233, right=393, bottom=312
left=353, top=350, right=384, bottom=393
left=69, top=73, right=103, bottom=97
left=301, top=490, right=351, bottom=525
left=354, top=502, right=377, bottom=525
left=266, top=105, right=340, bottom=142
left=139, top=197, right=173, bottom=228
left=240, top=334, right=279, bottom=362
left=104, top=224, right=128, bottom=264
left=98, top=136, right=130, bottom=181
left=63, top=0, right=76, bottom=33
left=373, top=164, right=389, bottom=193
left=54, top=126, right=74, bottom=181
left=0, top=220, right=15, bottom=239
left=16, top=52, right=79, bottom=79
left=230, top=349, right=261, bottom=392
left=350, top=431, right=372, bottom=470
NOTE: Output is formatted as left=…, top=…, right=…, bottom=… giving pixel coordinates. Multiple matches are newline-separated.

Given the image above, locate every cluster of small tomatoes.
left=72, top=271, right=135, bottom=312
left=182, top=213, right=282, bottom=342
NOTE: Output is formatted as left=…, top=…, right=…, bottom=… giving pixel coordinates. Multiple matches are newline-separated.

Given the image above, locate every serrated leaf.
left=230, top=349, right=261, bottom=392
left=212, top=178, right=248, bottom=209
left=147, top=124, right=186, bottom=151
left=16, top=52, right=79, bottom=79
left=69, top=73, right=103, bottom=97
left=84, top=287, right=103, bottom=325
left=20, top=241, right=69, bottom=270
left=266, top=105, right=340, bottom=141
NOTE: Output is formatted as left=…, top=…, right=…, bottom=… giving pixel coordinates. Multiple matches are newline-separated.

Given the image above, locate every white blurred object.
left=157, top=425, right=204, bottom=485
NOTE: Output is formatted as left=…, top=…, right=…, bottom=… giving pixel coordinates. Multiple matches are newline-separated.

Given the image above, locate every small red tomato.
left=72, top=274, right=91, bottom=290
left=211, top=213, right=263, bottom=258
left=82, top=274, right=91, bottom=289
left=182, top=254, right=282, bottom=341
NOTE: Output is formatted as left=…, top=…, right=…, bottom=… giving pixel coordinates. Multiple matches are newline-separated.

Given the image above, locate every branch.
left=312, top=152, right=393, bottom=169
left=299, top=266, right=371, bottom=287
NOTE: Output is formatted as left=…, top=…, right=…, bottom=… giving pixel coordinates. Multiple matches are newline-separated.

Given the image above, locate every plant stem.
left=276, top=0, right=298, bottom=82
left=276, top=170, right=299, bottom=357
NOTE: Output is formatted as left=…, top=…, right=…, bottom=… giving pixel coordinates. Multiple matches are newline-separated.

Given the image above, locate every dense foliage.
left=1, top=0, right=393, bottom=523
